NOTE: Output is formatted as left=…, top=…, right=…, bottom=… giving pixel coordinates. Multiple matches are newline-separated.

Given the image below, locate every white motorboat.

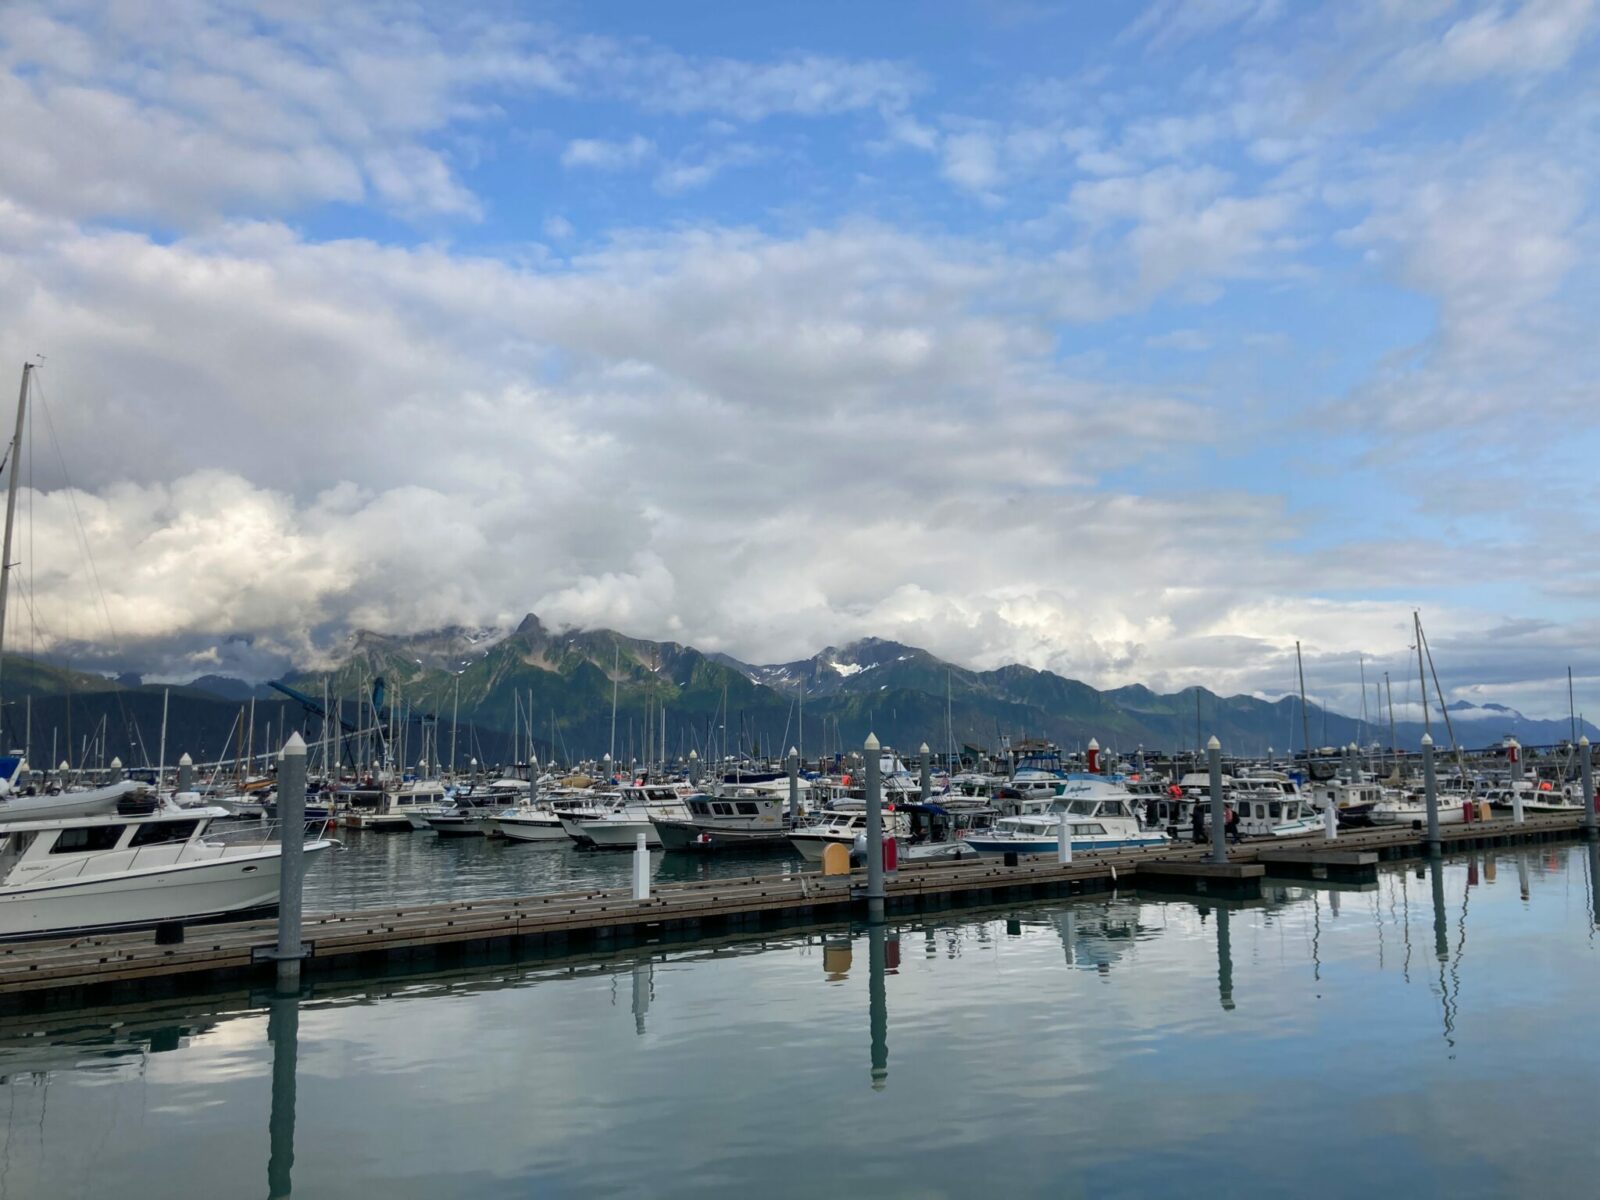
left=1370, top=788, right=1470, bottom=826
left=651, top=786, right=792, bottom=851
left=348, top=779, right=450, bottom=831
left=964, top=807, right=1170, bottom=857
left=574, top=785, right=691, bottom=849
left=0, top=799, right=332, bottom=939
left=790, top=809, right=906, bottom=862
left=493, top=786, right=591, bottom=843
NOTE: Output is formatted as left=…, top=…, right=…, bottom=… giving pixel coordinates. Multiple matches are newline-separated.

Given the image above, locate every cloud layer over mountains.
left=0, top=1, right=1596, bottom=718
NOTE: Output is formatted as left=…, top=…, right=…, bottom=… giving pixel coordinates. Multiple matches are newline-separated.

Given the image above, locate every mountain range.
left=0, top=614, right=1587, bottom=767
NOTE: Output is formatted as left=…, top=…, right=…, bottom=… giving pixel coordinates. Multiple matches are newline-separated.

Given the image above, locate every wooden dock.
left=0, top=811, right=1588, bottom=1009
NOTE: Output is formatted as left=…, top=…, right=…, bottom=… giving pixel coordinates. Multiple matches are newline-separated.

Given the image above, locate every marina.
left=2, top=839, right=1598, bottom=1197
left=0, top=808, right=1586, bottom=1008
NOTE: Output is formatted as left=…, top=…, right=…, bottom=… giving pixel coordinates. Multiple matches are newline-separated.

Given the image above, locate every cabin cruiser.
left=651, top=786, right=791, bottom=851
left=348, top=778, right=450, bottom=831
left=790, top=807, right=910, bottom=862
left=572, top=785, right=691, bottom=849
left=1305, top=777, right=1382, bottom=826
left=1484, top=779, right=1584, bottom=814
left=963, top=797, right=1170, bottom=857
left=0, top=796, right=333, bottom=938
left=426, top=783, right=526, bottom=837
left=493, top=787, right=590, bottom=843
left=1370, top=787, right=1470, bottom=826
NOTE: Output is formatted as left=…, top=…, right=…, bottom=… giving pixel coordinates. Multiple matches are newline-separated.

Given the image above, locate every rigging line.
left=30, top=375, right=142, bottom=753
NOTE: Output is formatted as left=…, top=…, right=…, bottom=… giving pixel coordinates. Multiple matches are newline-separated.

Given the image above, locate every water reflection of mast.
left=868, top=924, right=889, bottom=1092
left=267, top=993, right=301, bottom=1199
left=1310, top=891, right=1322, bottom=982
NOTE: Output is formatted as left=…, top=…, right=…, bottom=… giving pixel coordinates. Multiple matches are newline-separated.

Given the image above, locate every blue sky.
left=0, top=0, right=1597, bottom=716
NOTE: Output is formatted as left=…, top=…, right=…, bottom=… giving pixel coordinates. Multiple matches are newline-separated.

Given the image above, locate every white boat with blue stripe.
left=963, top=785, right=1170, bottom=857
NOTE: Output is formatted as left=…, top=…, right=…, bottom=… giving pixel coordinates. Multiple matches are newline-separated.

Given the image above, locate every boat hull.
left=495, top=816, right=570, bottom=843
left=964, top=833, right=1169, bottom=856
left=580, top=819, right=661, bottom=849
left=0, top=842, right=331, bottom=939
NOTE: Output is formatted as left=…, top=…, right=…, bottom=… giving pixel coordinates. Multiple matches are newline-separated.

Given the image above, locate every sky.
left=0, top=0, right=1597, bottom=717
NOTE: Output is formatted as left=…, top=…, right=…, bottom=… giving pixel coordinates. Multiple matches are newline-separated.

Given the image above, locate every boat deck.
left=0, top=811, right=1588, bottom=1009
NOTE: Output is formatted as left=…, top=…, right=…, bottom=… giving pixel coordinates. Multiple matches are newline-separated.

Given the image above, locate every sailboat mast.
left=1385, top=673, right=1396, bottom=778
left=0, top=364, right=32, bottom=720
left=609, top=645, right=620, bottom=764
left=1414, top=611, right=1430, bottom=738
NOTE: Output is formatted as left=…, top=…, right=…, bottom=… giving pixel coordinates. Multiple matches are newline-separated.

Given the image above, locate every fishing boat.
left=650, top=786, right=791, bottom=851
left=0, top=798, right=333, bottom=938
left=347, top=778, right=450, bottom=831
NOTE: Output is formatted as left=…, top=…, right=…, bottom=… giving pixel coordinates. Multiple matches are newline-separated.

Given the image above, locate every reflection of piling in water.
left=1517, top=852, right=1530, bottom=901
left=868, top=924, right=889, bottom=1092
left=1588, top=841, right=1600, bottom=930
left=1429, top=857, right=1448, bottom=964
left=1216, top=906, right=1234, bottom=1012
left=631, top=960, right=652, bottom=1035
left=267, top=993, right=300, bottom=1200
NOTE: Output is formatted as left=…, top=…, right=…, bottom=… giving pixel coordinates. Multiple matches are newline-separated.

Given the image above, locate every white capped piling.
left=1582, top=735, right=1595, bottom=835
left=919, top=743, right=931, bottom=802
left=1422, top=732, right=1440, bottom=854
left=1057, top=808, right=1073, bottom=864
left=1323, top=796, right=1338, bottom=840
left=688, top=749, right=699, bottom=786
left=177, top=752, right=194, bottom=795
left=632, top=832, right=650, bottom=901
left=1509, top=737, right=1525, bottom=825
left=787, top=747, right=800, bottom=825
left=865, top=733, right=885, bottom=923
left=1207, top=736, right=1226, bottom=865
left=528, top=755, right=539, bottom=806
left=274, top=732, right=308, bottom=991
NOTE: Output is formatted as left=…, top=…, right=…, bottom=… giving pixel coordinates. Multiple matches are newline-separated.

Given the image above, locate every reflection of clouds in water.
left=0, top=847, right=1596, bottom=1195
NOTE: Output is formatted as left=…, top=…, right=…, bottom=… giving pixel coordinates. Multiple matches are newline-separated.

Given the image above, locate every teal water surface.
left=3, top=843, right=1600, bottom=1198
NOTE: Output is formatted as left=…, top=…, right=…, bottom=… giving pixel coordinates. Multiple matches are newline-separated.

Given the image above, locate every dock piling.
left=1207, top=736, right=1226, bottom=865
left=1510, top=737, right=1525, bottom=825
left=632, top=833, right=650, bottom=901
left=1581, top=736, right=1595, bottom=836
left=787, top=747, right=800, bottom=825
left=1058, top=809, right=1073, bottom=864
left=1323, top=800, right=1338, bottom=841
left=177, top=752, right=193, bottom=795
left=865, top=732, right=885, bottom=923
left=274, top=732, right=308, bottom=992
left=1423, top=733, right=1440, bottom=854
left=919, top=743, right=931, bottom=803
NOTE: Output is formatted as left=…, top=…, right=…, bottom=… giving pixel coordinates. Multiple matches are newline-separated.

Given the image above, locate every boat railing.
left=204, top=818, right=330, bottom=850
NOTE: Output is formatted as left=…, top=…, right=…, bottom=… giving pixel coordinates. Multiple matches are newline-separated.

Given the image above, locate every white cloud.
left=561, top=136, right=655, bottom=170
left=1145, top=328, right=1211, bottom=351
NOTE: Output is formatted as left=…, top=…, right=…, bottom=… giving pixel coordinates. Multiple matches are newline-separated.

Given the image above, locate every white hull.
left=0, top=842, right=331, bottom=938
left=789, top=831, right=852, bottom=862
left=495, top=813, right=570, bottom=842
left=0, top=781, right=146, bottom=822
left=579, top=818, right=661, bottom=849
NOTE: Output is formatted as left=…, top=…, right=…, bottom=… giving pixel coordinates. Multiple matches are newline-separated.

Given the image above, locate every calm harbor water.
left=305, top=828, right=809, bottom=911
left=4, top=842, right=1600, bottom=1198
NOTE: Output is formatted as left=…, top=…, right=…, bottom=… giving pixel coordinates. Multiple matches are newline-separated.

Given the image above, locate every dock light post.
left=632, top=832, right=650, bottom=902
left=274, top=732, right=308, bottom=992
left=1582, top=735, right=1595, bottom=835
left=1509, top=737, right=1525, bottom=825
left=1207, top=736, right=1226, bottom=865
left=787, top=747, right=800, bottom=825
left=177, top=752, right=193, bottom=795
left=919, top=743, right=931, bottom=803
left=1422, top=733, right=1440, bottom=855
left=865, top=732, right=885, bottom=923
left=1057, top=808, right=1073, bottom=865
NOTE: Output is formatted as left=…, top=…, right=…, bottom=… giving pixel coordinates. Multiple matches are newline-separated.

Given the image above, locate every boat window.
left=713, top=803, right=732, bottom=816
left=1072, top=823, right=1107, bottom=835
left=736, top=802, right=759, bottom=815
left=130, top=820, right=200, bottom=847
left=690, top=801, right=709, bottom=815
left=1269, top=802, right=1282, bottom=819
left=51, top=825, right=126, bottom=853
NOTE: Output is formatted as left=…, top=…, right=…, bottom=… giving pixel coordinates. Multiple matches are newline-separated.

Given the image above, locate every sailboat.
left=0, top=365, right=149, bottom=820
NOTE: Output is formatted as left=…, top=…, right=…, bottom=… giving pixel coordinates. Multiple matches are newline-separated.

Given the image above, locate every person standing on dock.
left=1192, top=802, right=1205, bottom=845
left=1226, top=804, right=1241, bottom=844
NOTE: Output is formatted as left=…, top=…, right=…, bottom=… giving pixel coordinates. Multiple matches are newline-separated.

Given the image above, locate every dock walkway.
left=0, top=811, right=1586, bottom=1008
